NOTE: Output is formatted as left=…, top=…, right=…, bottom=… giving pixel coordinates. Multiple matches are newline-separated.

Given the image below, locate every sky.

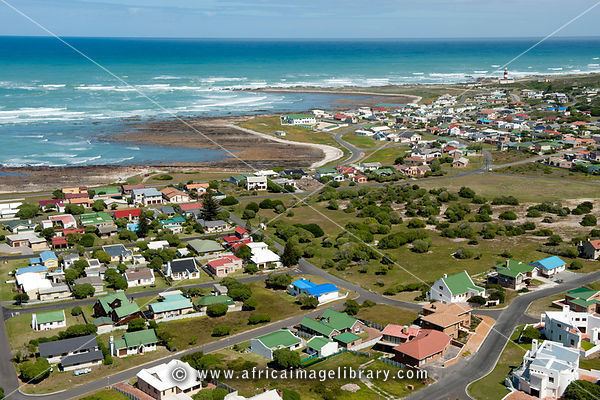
left=1, top=0, right=600, bottom=39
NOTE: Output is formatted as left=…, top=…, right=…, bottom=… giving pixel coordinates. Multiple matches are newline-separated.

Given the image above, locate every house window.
left=549, top=377, right=554, bottom=383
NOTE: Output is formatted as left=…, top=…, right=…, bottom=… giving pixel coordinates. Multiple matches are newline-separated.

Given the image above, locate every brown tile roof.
left=420, top=312, right=463, bottom=328
left=393, top=329, right=451, bottom=360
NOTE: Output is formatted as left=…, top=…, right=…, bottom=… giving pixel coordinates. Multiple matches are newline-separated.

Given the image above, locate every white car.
left=73, top=368, right=92, bottom=376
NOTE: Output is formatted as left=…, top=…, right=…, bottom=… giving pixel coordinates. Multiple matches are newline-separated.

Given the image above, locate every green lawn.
left=356, top=304, right=418, bottom=327
left=0, top=259, right=27, bottom=301
left=361, top=146, right=408, bottom=165
left=79, top=389, right=129, bottom=400
left=238, top=116, right=342, bottom=150
left=342, top=134, right=380, bottom=149
left=6, top=310, right=86, bottom=351
left=468, top=326, right=529, bottom=400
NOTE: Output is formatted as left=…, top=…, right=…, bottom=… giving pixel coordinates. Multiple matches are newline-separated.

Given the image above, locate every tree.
left=119, top=229, right=138, bottom=241
left=265, top=273, right=292, bottom=290
left=16, top=203, right=39, bottom=219
left=272, top=348, right=301, bottom=369
left=581, top=214, right=597, bottom=227
left=93, top=249, right=111, bottom=264
left=298, top=294, right=319, bottom=309
left=458, top=187, right=476, bottom=199
left=343, top=299, right=360, bottom=316
left=236, top=245, right=252, bottom=261
left=200, top=191, right=221, bottom=221
left=79, top=233, right=96, bottom=248
left=52, top=189, right=65, bottom=199
left=206, top=303, right=228, bottom=317
left=72, top=283, right=95, bottom=299
left=282, top=389, right=301, bottom=400
left=242, top=297, right=257, bottom=311
left=468, top=295, right=486, bottom=306
left=13, top=293, right=29, bottom=305
left=92, top=200, right=106, bottom=212
left=104, top=269, right=127, bottom=290
left=521, top=325, right=541, bottom=343
left=242, top=209, right=256, bottom=220
left=65, top=204, right=85, bottom=215
left=19, top=358, right=51, bottom=383
left=211, top=325, right=231, bottom=337
left=70, top=306, right=82, bottom=316
left=137, top=214, right=151, bottom=238
left=411, top=239, right=431, bottom=253
left=563, top=380, right=600, bottom=400
left=127, top=318, right=147, bottom=332
left=248, top=314, right=270, bottom=325
left=281, top=240, right=302, bottom=267
left=499, top=211, right=518, bottom=220
left=569, top=260, right=583, bottom=270
left=220, top=196, right=239, bottom=206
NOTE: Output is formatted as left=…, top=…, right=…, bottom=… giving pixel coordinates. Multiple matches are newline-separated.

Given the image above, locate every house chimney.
left=562, top=304, right=570, bottom=314
left=443, top=273, right=448, bottom=278
left=109, top=335, right=115, bottom=356
left=531, top=339, right=538, bottom=353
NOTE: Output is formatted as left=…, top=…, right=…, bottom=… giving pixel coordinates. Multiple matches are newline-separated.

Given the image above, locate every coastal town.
left=1, top=73, right=600, bottom=400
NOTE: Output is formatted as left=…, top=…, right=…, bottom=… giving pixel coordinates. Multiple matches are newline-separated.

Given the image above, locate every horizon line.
left=2, top=34, right=600, bottom=41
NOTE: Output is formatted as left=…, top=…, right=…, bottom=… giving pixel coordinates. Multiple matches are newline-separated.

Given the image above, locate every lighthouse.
left=499, top=67, right=513, bottom=85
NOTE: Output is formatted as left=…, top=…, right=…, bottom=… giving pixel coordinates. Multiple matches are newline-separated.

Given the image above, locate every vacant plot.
left=6, top=310, right=85, bottom=351
left=356, top=304, right=418, bottom=326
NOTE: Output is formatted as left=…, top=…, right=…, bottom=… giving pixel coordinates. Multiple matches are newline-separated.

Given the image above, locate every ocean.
left=0, top=36, right=599, bottom=167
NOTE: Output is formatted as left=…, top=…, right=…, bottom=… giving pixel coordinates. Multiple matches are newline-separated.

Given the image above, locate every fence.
left=359, top=318, right=385, bottom=331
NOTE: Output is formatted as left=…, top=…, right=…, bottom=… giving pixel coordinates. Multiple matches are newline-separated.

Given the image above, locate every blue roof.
left=531, top=256, right=566, bottom=270
left=40, top=251, right=57, bottom=262
left=306, top=283, right=339, bottom=297
left=292, top=278, right=316, bottom=290
left=16, top=265, right=48, bottom=275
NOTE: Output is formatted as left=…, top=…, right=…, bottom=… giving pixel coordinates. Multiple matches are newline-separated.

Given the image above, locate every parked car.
left=73, top=368, right=92, bottom=376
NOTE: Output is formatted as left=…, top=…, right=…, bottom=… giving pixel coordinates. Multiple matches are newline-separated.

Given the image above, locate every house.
left=178, top=202, right=203, bottom=217
left=74, top=276, right=104, bottom=294
left=299, top=309, right=364, bottom=340
left=427, top=271, right=486, bottom=303
left=93, top=292, right=142, bottom=326
left=125, top=268, right=155, bottom=288
left=121, top=184, right=146, bottom=197
left=136, top=359, right=202, bottom=400
left=306, top=336, right=339, bottom=358
left=392, top=329, right=451, bottom=367
left=38, top=284, right=72, bottom=302
left=542, top=305, right=600, bottom=350
left=195, top=294, right=235, bottom=312
left=247, top=242, right=282, bottom=269
left=102, top=244, right=133, bottom=263
left=97, top=223, right=118, bottom=238
left=113, top=208, right=142, bottom=221
left=148, top=240, right=170, bottom=251
left=48, top=214, right=77, bottom=229
left=222, top=226, right=252, bottom=250
left=205, top=255, right=243, bottom=278
left=224, top=391, right=283, bottom=400
left=30, top=250, right=59, bottom=270
left=250, top=329, right=303, bottom=360
left=380, top=324, right=421, bottom=348
left=280, top=114, right=317, bottom=126
left=0, top=201, right=21, bottom=219
left=511, top=340, right=579, bottom=399
left=187, top=239, right=225, bottom=258
left=288, top=278, right=340, bottom=304
left=580, top=239, right=600, bottom=260
left=160, top=187, right=190, bottom=204
left=489, top=259, right=537, bottom=290
left=132, top=188, right=163, bottom=206
left=38, top=334, right=103, bottom=371
left=111, top=329, right=159, bottom=358
left=80, top=212, right=114, bottom=227
left=246, top=176, right=268, bottom=191
left=32, top=310, right=66, bottom=331
left=564, top=287, right=600, bottom=313
left=185, top=182, right=210, bottom=193
left=159, top=215, right=186, bottom=234
left=452, top=157, right=470, bottom=168
left=395, top=164, right=431, bottom=178
left=61, top=253, right=80, bottom=269
left=3, top=220, right=36, bottom=234
left=530, top=256, right=566, bottom=277
left=419, top=302, right=472, bottom=339
left=197, top=219, right=232, bottom=233
left=6, top=232, right=48, bottom=251
left=165, top=258, right=200, bottom=280
left=15, top=268, right=53, bottom=299
left=149, top=291, right=194, bottom=320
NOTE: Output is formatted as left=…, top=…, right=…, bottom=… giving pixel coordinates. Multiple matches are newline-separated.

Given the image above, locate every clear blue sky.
left=1, top=0, right=600, bottom=38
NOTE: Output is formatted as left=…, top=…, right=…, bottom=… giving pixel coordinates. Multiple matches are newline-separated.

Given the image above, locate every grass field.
left=361, top=145, right=408, bottom=165
left=6, top=310, right=86, bottom=351
left=79, top=389, right=129, bottom=400
left=342, top=134, right=381, bottom=149
left=238, top=116, right=342, bottom=150
left=356, top=304, right=418, bottom=326
left=468, top=326, right=529, bottom=400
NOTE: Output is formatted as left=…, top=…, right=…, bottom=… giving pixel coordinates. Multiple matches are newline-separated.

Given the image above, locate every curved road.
left=333, top=131, right=365, bottom=165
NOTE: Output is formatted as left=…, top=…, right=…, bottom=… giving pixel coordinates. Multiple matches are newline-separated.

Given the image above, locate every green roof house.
left=491, top=259, right=537, bottom=290
left=428, top=271, right=486, bottom=303
left=250, top=329, right=302, bottom=360
left=187, top=239, right=224, bottom=257
left=111, top=329, right=158, bottom=358
left=565, top=287, right=600, bottom=313
left=306, top=336, right=339, bottom=358
left=332, top=332, right=362, bottom=348
left=80, top=212, right=114, bottom=227
left=299, top=309, right=363, bottom=339
left=32, top=310, right=66, bottom=331
left=149, top=292, right=195, bottom=320
left=94, top=291, right=142, bottom=325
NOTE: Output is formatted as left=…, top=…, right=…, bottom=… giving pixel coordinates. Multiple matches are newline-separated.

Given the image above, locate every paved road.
left=407, top=270, right=600, bottom=400
left=333, top=131, right=364, bottom=165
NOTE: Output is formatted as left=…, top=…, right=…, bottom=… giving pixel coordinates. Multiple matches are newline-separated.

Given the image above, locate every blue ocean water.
left=0, top=36, right=599, bottom=166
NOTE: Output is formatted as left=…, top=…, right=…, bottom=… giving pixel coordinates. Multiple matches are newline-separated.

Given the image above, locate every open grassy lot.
left=361, top=145, right=409, bottom=165
left=238, top=116, right=342, bottom=150
left=420, top=173, right=600, bottom=202
left=0, top=258, right=27, bottom=301
left=498, top=162, right=600, bottom=182
left=154, top=283, right=304, bottom=350
left=468, top=325, right=529, bottom=400
left=342, top=134, right=381, bottom=149
left=6, top=310, right=86, bottom=351
left=356, top=304, right=418, bottom=326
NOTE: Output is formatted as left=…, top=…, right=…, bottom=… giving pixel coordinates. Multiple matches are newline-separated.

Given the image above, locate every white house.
left=125, top=268, right=155, bottom=288
left=511, top=340, right=579, bottom=399
left=136, top=359, right=203, bottom=400
left=288, top=278, right=341, bottom=304
left=110, top=329, right=159, bottom=358
left=542, top=305, right=600, bottom=351
left=246, top=176, right=268, bottom=191
left=131, top=188, right=163, bottom=206
left=427, top=271, right=486, bottom=304
left=280, top=114, right=317, bottom=126
left=32, top=310, right=66, bottom=331
left=247, top=242, right=282, bottom=269
left=306, top=336, right=339, bottom=358
left=250, top=329, right=302, bottom=360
